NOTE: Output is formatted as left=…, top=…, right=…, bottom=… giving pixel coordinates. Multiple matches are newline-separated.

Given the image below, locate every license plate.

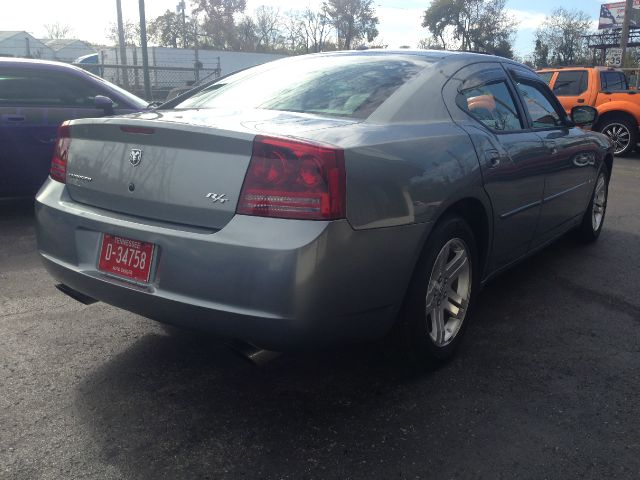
left=98, top=234, right=155, bottom=283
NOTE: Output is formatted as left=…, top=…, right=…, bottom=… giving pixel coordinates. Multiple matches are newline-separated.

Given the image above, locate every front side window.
left=515, top=80, right=564, bottom=128
left=176, top=55, right=433, bottom=119
left=600, top=71, right=628, bottom=91
left=457, top=80, right=522, bottom=131
left=553, top=71, right=588, bottom=96
left=0, top=69, right=104, bottom=107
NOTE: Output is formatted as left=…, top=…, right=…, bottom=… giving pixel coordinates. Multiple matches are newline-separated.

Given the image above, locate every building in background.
left=45, top=39, right=96, bottom=62
left=0, top=31, right=54, bottom=59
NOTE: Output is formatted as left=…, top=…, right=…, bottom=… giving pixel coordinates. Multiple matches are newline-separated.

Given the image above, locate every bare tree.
left=254, top=6, right=281, bottom=51
left=300, top=6, right=331, bottom=52
left=535, top=8, right=592, bottom=66
left=44, top=23, right=72, bottom=39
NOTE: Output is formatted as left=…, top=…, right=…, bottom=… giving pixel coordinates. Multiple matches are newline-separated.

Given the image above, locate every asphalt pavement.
left=2, top=157, right=640, bottom=480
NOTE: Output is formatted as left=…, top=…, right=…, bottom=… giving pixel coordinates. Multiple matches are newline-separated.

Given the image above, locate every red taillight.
left=50, top=122, right=71, bottom=183
left=237, top=136, right=346, bottom=220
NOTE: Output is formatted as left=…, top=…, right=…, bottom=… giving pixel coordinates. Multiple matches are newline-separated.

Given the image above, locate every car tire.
left=394, top=215, right=480, bottom=367
left=597, top=116, right=637, bottom=157
left=575, top=165, right=609, bottom=243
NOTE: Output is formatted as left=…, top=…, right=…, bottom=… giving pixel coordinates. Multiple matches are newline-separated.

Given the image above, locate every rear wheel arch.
left=442, top=197, right=491, bottom=278
left=402, top=195, right=492, bottom=303
left=596, top=109, right=638, bottom=129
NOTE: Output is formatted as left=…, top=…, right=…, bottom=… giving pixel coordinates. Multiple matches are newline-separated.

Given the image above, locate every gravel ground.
left=1, top=157, right=639, bottom=480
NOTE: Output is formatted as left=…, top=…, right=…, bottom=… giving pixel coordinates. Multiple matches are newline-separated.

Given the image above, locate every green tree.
left=535, top=8, right=592, bottom=66
left=533, top=38, right=549, bottom=68
left=193, top=0, right=247, bottom=50
left=323, top=0, right=379, bottom=49
left=107, top=20, right=140, bottom=47
left=422, top=0, right=516, bottom=57
left=149, top=10, right=195, bottom=48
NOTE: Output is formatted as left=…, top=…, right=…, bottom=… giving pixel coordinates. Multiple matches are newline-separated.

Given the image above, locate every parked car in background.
left=36, top=51, right=612, bottom=364
left=538, top=66, right=640, bottom=156
left=0, top=58, right=147, bottom=198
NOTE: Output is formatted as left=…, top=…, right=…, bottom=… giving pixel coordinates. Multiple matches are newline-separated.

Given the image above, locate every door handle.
left=1, top=114, right=25, bottom=122
left=577, top=98, right=585, bottom=103
left=485, top=149, right=501, bottom=168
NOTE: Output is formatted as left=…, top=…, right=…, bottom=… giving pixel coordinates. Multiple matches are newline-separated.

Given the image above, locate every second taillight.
left=237, top=136, right=346, bottom=220
left=50, top=122, right=71, bottom=183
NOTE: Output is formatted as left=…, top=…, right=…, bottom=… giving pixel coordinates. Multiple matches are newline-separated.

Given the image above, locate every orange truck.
left=538, top=66, right=640, bottom=156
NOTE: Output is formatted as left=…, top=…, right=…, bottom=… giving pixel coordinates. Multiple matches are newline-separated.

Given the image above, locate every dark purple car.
left=0, top=58, right=147, bottom=198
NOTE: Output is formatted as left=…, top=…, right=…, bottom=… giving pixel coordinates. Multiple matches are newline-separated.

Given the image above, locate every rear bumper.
left=35, top=180, right=427, bottom=350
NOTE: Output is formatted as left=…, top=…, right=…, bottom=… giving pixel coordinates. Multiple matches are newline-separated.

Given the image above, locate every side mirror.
left=94, top=95, right=115, bottom=115
left=571, top=105, right=598, bottom=127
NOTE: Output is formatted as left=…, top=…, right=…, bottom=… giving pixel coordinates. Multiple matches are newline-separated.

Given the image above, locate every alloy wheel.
left=425, top=238, right=472, bottom=347
left=602, top=123, right=631, bottom=155
left=592, top=173, right=607, bottom=231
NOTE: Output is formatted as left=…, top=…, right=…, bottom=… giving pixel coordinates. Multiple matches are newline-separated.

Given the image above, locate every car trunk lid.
left=64, top=109, right=357, bottom=230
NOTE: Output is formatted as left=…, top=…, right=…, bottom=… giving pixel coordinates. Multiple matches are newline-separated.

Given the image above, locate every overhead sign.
left=599, top=1, right=640, bottom=29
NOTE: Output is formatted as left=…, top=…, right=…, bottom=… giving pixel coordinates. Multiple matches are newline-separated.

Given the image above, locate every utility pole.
left=620, top=0, right=634, bottom=66
left=177, top=1, right=187, bottom=48
left=116, top=0, right=129, bottom=88
left=138, top=0, right=152, bottom=100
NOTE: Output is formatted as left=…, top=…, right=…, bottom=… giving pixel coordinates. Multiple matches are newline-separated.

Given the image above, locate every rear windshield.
left=175, top=55, right=432, bottom=119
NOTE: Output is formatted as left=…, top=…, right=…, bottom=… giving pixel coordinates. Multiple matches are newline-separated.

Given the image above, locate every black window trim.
left=504, top=65, right=572, bottom=132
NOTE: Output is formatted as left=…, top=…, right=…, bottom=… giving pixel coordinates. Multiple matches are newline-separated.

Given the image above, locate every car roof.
left=0, top=56, right=86, bottom=72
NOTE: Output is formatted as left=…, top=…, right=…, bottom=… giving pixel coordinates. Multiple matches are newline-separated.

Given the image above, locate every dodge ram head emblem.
left=129, top=149, right=143, bottom=166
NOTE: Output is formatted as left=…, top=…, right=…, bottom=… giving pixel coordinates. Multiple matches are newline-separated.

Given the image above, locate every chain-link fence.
left=75, top=61, right=221, bottom=102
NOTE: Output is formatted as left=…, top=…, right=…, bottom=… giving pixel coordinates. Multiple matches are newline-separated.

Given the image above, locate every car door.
left=0, top=67, right=115, bottom=197
left=443, top=62, right=549, bottom=270
left=550, top=70, right=593, bottom=114
left=507, top=66, right=599, bottom=245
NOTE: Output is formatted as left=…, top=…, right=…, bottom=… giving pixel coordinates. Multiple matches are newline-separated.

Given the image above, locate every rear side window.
left=457, top=81, right=522, bottom=131
left=553, top=71, right=588, bottom=96
left=538, top=71, right=554, bottom=85
left=600, top=71, right=628, bottom=91
left=176, top=55, right=432, bottom=119
left=0, top=69, right=104, bottom=107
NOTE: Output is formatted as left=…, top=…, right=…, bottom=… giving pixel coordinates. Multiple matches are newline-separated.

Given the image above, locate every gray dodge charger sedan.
left=36, top=50, right=613, bottom=364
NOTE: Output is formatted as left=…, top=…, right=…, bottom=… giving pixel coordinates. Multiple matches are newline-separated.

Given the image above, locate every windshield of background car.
left=537, top=71, right=553, bottom=85
left=83, top=69, right=148, bottom=109
left=175, top=55, right=433, bottom=119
